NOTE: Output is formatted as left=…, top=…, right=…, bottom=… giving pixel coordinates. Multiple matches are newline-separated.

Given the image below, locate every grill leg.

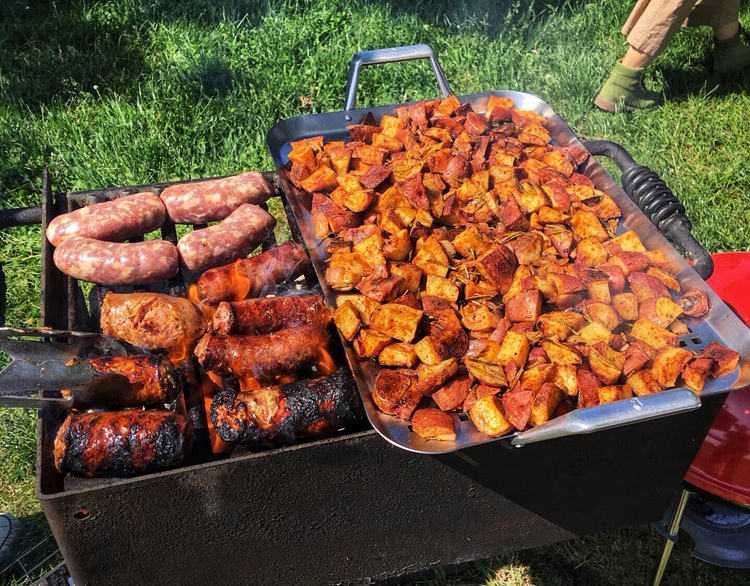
left=652, top=489, right=691, bottom=586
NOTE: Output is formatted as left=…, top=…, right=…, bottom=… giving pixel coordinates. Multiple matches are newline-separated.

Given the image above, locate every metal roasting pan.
left=267, top=44, right=750, bottom=454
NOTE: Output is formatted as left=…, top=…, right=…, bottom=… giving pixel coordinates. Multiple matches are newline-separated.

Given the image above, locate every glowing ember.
left=229, top=259, right=252, bottom=301
left=239, top=375, right=262, bottom=392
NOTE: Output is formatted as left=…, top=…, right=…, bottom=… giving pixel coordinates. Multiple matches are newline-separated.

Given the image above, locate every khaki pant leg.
left=622, top=0, right=740, bottom=58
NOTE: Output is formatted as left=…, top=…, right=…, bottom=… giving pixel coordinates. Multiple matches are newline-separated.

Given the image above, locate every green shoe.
left=594, top=61, right=662, bottom=113
left=714, top=29, right=750, bottom=74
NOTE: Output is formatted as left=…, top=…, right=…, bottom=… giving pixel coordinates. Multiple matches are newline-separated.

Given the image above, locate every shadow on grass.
left=660, top=63, right=750, bottom=104
left=1, top=511, right=60, bottom=584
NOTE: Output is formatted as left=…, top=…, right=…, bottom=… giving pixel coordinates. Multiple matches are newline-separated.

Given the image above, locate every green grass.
left=1, top=0, right=749, bottom=584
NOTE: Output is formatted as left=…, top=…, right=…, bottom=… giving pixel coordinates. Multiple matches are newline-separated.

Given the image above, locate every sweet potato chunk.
left=681, top=357, right=713, bottom=392
left=379, top=343, right=419, bottom=368
left=370, top=303, right=423, bottom=343
left=701, top=341, right=740, bottom=378
left=333, top=301, right=361, bottom=342
left=412, top=408, right=456, bottom=441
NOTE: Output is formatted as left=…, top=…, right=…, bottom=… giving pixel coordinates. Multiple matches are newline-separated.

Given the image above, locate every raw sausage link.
left=54, top=410, right=193, bottom=477
left=210, top=294, right=331, bottom=335
left=161, top=171, right=274, bottom=224
left=45, top=192, right=166, bottom=247
left=196, top=241, right=310, bottom=304
left=53, top=236, right=179, bottom=286
left=100, top=292, right=207, bottom=350
left=194, top=325, right=328, bottom=381
left=177, top=204, right=277, bottom=273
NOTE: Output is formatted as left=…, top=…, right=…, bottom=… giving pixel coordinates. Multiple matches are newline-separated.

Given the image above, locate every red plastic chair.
left=653, top=252, right=750, bottom=585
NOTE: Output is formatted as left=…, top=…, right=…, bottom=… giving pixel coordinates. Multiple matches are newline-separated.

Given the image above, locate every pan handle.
left=344, top=44, right=453, bottom=111
left=582, top=139, right=713, bottom=280
left=511, top=388, right=701, bottom=446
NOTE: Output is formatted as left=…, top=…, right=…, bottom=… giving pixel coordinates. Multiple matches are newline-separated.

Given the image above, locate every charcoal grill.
left=0, top=44, right=746, bottom=586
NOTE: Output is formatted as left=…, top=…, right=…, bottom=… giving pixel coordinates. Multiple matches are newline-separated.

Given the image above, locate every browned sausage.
left=63, top=355, right=181, bottom=407
left=161, top=171, right=274, bottom=224
left=100, top=292, right=207, bottom=350
left=210, top=294, right=331, bottom=335
left=54, top=410, right=193, bottom=477
left=196, top=241, right=311, bottom=304
left=176, top=204, right=276, bottom=273
left=210, top=369, right=361, bottom=444
left=194, top=325, right=328, bottom=381
left=53, top=237, right=179, bottom=286
left=45, top=192, right=166, bottom=247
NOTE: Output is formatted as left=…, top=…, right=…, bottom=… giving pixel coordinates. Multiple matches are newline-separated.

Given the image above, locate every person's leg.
left=710, top=7, right=750, bottom=74
left=595, top=0, right=698, bottom=112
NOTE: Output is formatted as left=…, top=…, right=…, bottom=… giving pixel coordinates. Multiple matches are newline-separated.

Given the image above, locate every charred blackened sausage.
left=54, top=410, right=193, bottom=477
left=53, top=237, right=179, bottom=285
left=210, top=294, right=331, bottom=335
left=210, top=369, right=361, bottom=444
left=176, top=204, right=276, bottom=273
left=196, top=241, right=311, bottom=304
left=160, top=171, right=274, bottom=224
left=100, top=292, right=207, bottom=350
left=45, top=192, right=166, bottom=247
left=194, top=325, right=328, bottom=381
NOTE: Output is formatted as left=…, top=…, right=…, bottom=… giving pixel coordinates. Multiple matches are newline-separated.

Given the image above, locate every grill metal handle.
left=344, top=44, right=453, bottom=111
left=511, top=389, right=702, bottom=446
left=582, top=139, right=713, bottom=280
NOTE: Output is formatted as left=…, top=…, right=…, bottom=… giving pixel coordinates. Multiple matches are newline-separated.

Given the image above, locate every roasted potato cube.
left=609, top=230, right=646, bottom=252
left=469, top=395, right=514, bottom=437
left=679, top=289, right=711, bottom=318
left=433, top=375, right=473, bottom=411
left=609, top=252, right=650, bottom=277
left=352, top=233, right=386, bottom=268
left=553, top=363, right=579, bottom=396
left=505, top=290, right=543, bottom=323
left=529, top=382, right=563, bottom=427
left=379, top=343, right=419, bottom=368
left=416, top=358, right=459, bottom=395
left=383, top=229, right=412, bottom=262
left=496, top=330, right=531, bottom=368
left=475, top=244, right=517, bottom=294
left=681, top=357, right=714, bottom=393
left=372, top=369, right=412, bottom=415
left=651, top=346, right=694, bottom=388
left=577, top=369, right=602, bottom=408
left=573, top=321, right=612, bottom=345
left=581, top=301, right=621, bottom=331
left=412, top=409, right=456, bottom=441
left=389, top=261, right=423, bottom=293
left=647, top=266, right=681, bottom=291
left=512, top=232, right=544, bottom=266
left=587, top=279, right=612, bottom=304
left=353, top=328, right=392, bottom=358
left=628, top=272, right=670, bottom=302
left=413, top=328, right=469, bottom=365
left=369, top=303, right=423, bottom=343
left=537, top=311, right=585, bottom=340
left=518, top=363, right=554, bottom=394
left=461, top=301, right=500, bottom=332
left=300, top=167, right=339, bottom=193
left=577, top=237, right=609, bottom=268
left=503, top=388, right=534, bottom=430
left=412, top=235, right=450, bottom=277
left=336, top=294, right=380, bottom=325
left=465, top=356, right=509, bottom=388
left=325, top=265, right=364, bottom=291
left=570, top=209, right=608, bottom=242
left=588, top=343, right=625, bottom=385
left=613, top=292, right=639, bottom=321
left=702, top=342, right=740, bottom=378
left=333, top=301, right=361, bottom=341
left=453, top=225, right=490, bottom=257
left=541, top=340, right=582, bottom=365
left=425, top=274, right=460, bottom=303
left=626, top=369, right=664, bottom=396
left=547, top=273, right=587, bottom=296
left=638, top=296, right=683, bottom=328
left=622, top=343, right=652, bottom=378
left=630, top=319, right=678, bottom=350
left=598, top=384, right=633, bottom=404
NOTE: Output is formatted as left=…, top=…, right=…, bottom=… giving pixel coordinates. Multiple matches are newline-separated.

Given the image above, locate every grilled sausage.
left=63, top=355, right=181, bottom=407
left=53, top=237, right=179, bottom=286
left=210, top=369, right=361, bottom=444
left=46, top=192, right=166, bottom=247
left=176, top=204, right=277, bottom=273
left=210, top=294, right=331, bottom=335
left=194, top=325, right=328, bottom=381
left=161, top=171, right=274, bottom=224
left=100, top=292, right=207, bottom=350
left=196, top=241, right=311, bottom=304
left=54, top=410, right=193, bottom=477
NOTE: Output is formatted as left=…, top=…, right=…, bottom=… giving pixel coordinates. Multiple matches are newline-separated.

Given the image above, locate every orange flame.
left=200, top=377, right=233, bottom=454
left=229, top=259, right=252, bottom=301
left=207, top=371, right=224, bottom=387
left=316, top=345, right=337, bottom=376
left=188, top=283, right=218, bottom=321
left=166, top=338, right=195, bottom=366
left=239, top=375, right=261, bottom=392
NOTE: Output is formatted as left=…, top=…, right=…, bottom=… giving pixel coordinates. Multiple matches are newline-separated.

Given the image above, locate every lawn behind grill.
left=1, top=0, right=749, bottom=584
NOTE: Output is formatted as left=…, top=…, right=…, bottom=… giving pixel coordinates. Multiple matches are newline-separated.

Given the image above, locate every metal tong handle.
left=582, top=139, right=713, bottom=280
left=512, top=388, right=701, bottom=446
left=344, top=44, right=453, bottom=111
